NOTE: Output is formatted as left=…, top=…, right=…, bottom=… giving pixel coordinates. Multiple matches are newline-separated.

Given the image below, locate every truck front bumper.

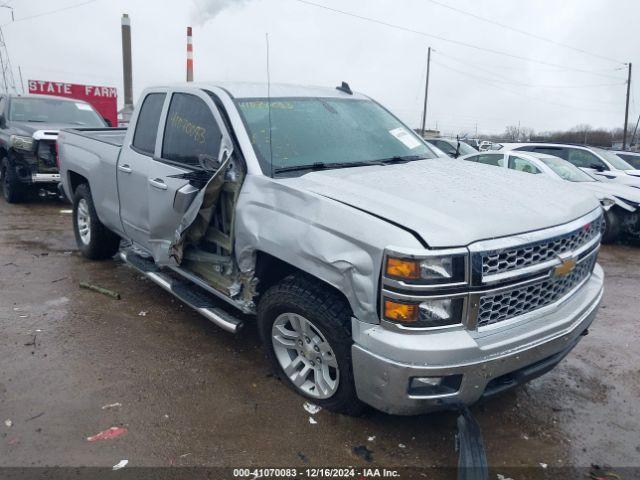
left=351, top=264, right=604, bottom=415
left=31, top=173, right=61, bottom=184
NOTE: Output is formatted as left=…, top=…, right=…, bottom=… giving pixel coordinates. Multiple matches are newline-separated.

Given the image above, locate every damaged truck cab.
left=58, top=83, right=604, bottom=415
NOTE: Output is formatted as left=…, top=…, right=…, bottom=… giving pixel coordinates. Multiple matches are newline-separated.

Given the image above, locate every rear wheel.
left=258, top=273, right=366, bottom=416
left=602, top=208, right=621, bottom=244
left=73, top=183, right=121, bottom=259
left=1, top=157, right=25, bottom=204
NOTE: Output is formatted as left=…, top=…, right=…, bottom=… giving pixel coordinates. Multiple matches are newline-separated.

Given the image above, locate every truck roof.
left=174, top=81, right=369, bottom=100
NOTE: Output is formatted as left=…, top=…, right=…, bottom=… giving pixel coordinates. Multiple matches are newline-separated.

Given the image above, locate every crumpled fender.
left=599, top=195, right=636, bottom=212
left=234, top=174, right=424, bottom=323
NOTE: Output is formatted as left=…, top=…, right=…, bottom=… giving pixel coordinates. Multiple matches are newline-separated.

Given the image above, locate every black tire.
left=602, top=208, right=621, bottom=244
left=72, top=183, right=121, bottom=260
left=1, top=156, right=25, bottom=204
left=258, top=273, right=366, bottom=416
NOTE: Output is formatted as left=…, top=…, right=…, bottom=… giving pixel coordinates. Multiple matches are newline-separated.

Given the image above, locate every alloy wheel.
left=271, top=312, right=339, bottom=399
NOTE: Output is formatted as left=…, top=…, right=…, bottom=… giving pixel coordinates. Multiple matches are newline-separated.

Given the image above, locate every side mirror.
left=102, top=117, right=113, bottom=127
left=590, top=163, right=605, bottom=172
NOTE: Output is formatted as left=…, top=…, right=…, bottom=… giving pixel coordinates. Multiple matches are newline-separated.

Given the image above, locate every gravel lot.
left=1, top=197, right=638, bottom=476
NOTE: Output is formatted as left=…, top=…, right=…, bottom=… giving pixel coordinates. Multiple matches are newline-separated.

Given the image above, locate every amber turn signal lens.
left=384, top=299, right=419, bottom=323
left=386, top=258, right=420, bottom=280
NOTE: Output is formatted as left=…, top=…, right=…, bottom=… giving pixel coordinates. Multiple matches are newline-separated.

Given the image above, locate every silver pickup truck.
left=58, top=82, right=604, bottom=415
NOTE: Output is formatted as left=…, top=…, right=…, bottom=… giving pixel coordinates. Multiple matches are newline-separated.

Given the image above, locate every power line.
left=424, top=0, right=623, bottom=65
left=435, top=51, right=623, bottom=107
left=0, top=26, right=18, bottom=94
left=431, top=59, right=620, bottom=114
left=2, top=0, right=100, bottom=26
left=292, top=0, right=624, bottom=80
left=436, top=51, right=625, bottom=89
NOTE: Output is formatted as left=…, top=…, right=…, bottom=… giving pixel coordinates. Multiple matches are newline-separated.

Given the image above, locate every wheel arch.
left=254, top=251, right=354, bottom=317
left=66, top=170, right=89, bottom=196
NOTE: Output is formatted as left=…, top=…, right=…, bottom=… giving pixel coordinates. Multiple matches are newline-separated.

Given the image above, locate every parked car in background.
left=424, top=143, right=451, bottom=159
left=58, top=82, right=604, bottom=416
left=460, top=150, right=640, bottom=243
left=463, top=138, right=481, bottom=150
left=496, top=143, right=640, bottom=188
left=479, top=140, right=493, bottom=151
left=611, top=150, right=640, bottom=170
left=0, top=94, right=107, bottom=203
left=425, top=138, right=476, bottom=158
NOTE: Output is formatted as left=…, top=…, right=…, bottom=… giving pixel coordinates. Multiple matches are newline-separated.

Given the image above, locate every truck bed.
left=63, top=127, right=127, bottom=147
left=58, top=127, right=128, bottom=234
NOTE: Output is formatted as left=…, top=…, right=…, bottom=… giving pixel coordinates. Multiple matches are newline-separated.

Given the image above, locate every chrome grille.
left=481, top=219, right=601, bottom=279
left=477, top=254, right=597, bottom=327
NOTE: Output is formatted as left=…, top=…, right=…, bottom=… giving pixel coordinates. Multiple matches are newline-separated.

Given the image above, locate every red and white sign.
left=28, top=79, right=118, bottom=126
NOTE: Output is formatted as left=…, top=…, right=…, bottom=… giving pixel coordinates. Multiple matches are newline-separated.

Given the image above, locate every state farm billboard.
left=28, top=80, right=118, bottom=126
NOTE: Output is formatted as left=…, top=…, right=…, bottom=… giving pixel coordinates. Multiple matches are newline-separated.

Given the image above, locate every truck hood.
left=11, top=121, right=85, bottom=136
left=284, top=160, right=600, bottom=247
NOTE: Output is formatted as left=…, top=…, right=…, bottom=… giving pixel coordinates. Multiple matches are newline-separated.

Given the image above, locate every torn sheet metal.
left=233, top=174, right=423, bottom=324
left=158, top=144, right=233, bottom=266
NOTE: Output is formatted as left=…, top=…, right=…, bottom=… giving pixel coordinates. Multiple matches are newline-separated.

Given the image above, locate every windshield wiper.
left=26, top=119, right=47, bottom=122
left=378, top=155, right=428, bottom=164
left=274, top=160, right=385, bottom=174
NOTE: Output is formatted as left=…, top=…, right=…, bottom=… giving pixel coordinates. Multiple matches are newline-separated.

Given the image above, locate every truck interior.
left=177, top=154, right=248, bottom=302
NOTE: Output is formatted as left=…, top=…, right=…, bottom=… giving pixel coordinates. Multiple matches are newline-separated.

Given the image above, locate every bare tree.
left=503, top=125, right=520, bottom=141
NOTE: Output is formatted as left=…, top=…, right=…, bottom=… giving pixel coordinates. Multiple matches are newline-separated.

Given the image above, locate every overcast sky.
left=3, top=0, right=639, bottom=136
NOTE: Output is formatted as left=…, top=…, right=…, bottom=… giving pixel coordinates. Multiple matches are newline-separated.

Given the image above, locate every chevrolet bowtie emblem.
left=554, top=256, right=577, bottom=277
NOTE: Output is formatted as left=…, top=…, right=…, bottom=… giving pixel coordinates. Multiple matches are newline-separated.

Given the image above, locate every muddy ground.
left=0, top=197, right=638, bottom=477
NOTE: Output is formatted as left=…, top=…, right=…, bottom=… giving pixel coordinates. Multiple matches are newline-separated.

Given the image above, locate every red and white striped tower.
left=186, top=27, right=194, bottom=82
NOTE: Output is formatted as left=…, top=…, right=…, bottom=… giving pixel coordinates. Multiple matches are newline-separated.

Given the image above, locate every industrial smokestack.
left=121, top=14, right=133, bottom=108
left=186, top=27, right=193, bottom=82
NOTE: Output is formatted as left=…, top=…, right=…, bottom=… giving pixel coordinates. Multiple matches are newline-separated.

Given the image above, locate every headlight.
left=10, top=135, right=35, bottom=152
left=383, top=297, right=465, bottom=328
left=382, top=249, right=468, bottom=329
left=385, top=253, right=466, bottom=283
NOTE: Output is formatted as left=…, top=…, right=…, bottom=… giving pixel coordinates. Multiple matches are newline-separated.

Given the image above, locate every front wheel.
left=258, top=273, right=366, bottom=416
left=1, top=157, right=25, bottom=204
left=73, top=183, right=121, bottom=259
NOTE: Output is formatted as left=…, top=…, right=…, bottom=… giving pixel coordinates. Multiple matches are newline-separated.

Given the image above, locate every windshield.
left=617, top=152, right=640, bottom=169
left=9, top=98, right=105, bottom=126
left=592, top=147, right=634, bottom=170
left=236, top=97, right=435, bottom=174
left=457, top=141, right=477, bottom=156
left=541, top=157, right=595, bottom=182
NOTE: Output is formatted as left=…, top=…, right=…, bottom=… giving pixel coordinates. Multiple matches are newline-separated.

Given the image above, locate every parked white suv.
left=497, top=143, right=640, bottom=188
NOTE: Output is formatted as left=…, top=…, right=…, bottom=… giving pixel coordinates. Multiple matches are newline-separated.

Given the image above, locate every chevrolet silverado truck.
left=58, top=82, right=605, bottom=415
left=0, top=94, right=106, bottom=203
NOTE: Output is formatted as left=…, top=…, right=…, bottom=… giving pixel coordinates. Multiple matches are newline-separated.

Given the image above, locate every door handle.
left=118, top=164, right=132, bottom=173
left=149, top=178, right=168, bottom=190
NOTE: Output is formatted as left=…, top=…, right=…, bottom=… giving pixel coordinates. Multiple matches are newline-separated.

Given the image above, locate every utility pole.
left=631, top=112, right=640, bottom=150
left=0, top=27, right=17, bottom=94
left=420, top=47, right=431, bottom=137
left=17, top=65, right=24, bottom=94
left=623, top=62, right=632, bottom=150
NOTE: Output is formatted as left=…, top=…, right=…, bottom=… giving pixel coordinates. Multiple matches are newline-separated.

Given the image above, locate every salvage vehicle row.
left=460, top=150, right=640, bottom=243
